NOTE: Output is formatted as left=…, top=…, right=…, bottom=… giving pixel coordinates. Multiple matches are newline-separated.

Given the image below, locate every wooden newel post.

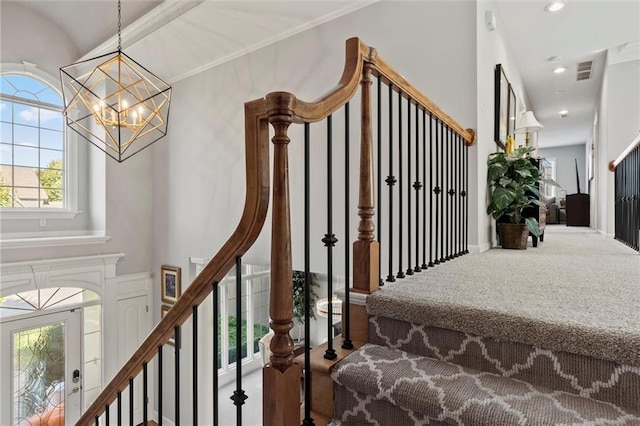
left=263, top=92, right=302, bottom=426
left=353, top=60, right=380, bottom=295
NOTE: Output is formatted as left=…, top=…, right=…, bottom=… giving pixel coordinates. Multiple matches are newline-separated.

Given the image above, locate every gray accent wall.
left=538, top=144, right=588, bottom=197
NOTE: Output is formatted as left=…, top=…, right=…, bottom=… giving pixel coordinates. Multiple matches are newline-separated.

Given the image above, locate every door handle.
left=68, top=386, right=79, bottom=396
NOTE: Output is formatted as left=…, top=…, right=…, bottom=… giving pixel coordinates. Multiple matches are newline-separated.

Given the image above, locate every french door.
left=1, top=309, right=82, bottom=426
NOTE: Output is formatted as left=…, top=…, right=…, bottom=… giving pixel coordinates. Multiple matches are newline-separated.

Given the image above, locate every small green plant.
left=487, top=146, right=543, bottom=237
left=292, top=270, right=320, bottom=326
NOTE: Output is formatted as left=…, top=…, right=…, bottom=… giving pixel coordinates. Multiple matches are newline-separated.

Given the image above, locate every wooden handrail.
left=609, top=132, right=640, bottom=171
left=372, top=53, right=475, bottom=146
left=276, top=38, right=475, bottom=147
left=77, top=99, right=272, bottom=425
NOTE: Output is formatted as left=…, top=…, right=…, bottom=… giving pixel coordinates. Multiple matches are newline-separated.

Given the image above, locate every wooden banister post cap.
left=608, top=161, right=616, bottom=172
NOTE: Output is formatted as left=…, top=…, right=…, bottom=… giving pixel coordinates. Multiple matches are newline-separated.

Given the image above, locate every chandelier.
left=59, top=0, right=171, bottom=162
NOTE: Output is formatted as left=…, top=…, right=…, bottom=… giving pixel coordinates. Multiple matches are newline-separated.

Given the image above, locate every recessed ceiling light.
left=547, top=55, right=562, bottom=62
left=556, top=90, right=567, bottom=95
left=553, top=66, right=567, bottom=74
left=545, top=2, right=565, bottom=12
left=559, top=110, right=569, bottom=116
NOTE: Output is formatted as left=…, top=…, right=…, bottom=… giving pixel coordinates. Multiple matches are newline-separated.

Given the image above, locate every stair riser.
left=369, top=315, right=640, bottom=412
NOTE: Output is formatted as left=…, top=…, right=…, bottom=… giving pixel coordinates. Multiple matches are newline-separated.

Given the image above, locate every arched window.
left=0, top=73, right=66, bottom=209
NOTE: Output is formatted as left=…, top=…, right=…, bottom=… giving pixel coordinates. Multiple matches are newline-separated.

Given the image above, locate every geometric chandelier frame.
left=59, top=1, right=171, bottom=163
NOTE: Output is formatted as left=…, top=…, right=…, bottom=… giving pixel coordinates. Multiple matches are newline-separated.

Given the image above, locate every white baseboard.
left=597, top=229, right=615, bottom=238
left=468, top=243, right=491, bottom=253
left=151, top=411, right=175, bottom=426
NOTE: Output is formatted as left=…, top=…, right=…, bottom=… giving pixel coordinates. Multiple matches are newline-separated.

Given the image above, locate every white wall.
left=538, top=144, right=587, bottom=196
left=0, top=2, right=154, bottom=275
left=475, top=0, right=529, bottom=250
left=153, top=2, right=477, bottom=423
left=0, top=2, right=79, bottom=76
left=595, top=57, right=640, bottom=235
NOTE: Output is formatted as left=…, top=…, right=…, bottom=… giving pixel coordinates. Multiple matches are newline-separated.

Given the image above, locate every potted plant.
left=292, top=270, right=320, bottom=342
left=487, top=145, right=543, bottom=249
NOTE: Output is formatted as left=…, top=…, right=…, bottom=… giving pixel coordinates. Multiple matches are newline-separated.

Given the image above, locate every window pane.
left=40, top=129, right=63, bottom=150
left=40, top=150, right=62, bottom=169
left=0, top=122, right=12, bottom=143
left=4, top=75, right=47, bottom=96
left=12, top=323, right=66, bottom=426
left=14, top=124, right=38, bottom=147
left=38, top=89, right=63, bottom=107
left=0, top=100, right=12, bottom=122
left=40, top=109, right=63, bottom=130
left=14, top=186, right=39, bottom=208
left=13, top=104, right=38, bottom=126
left=0, top=185, right=13, bottom=207
left=0, top=76, right=15, bottom=96
left=0, top=143, right=12, bottom=165
left=14, top=145, right=38, bottom=167
left=0, top=164, right=13, bottom=185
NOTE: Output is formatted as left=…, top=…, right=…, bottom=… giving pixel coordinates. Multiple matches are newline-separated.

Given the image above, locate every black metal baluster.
left=386, top=84, right=396, bottom=282
left=175, top=325, right=180, bottom=426
left=158, top=346, right=162, bottom=426
left=231, top=257, right=248, bottom=419
left=453, top=133, right=459, bottom=257
left=343, top=103, right=353, bottom=350
left=303, top=123, right=315, bottom=426
left=464, top=135, right=469, bottom=254
left=447, top=127, right=453, bottom=261
left=95, top=416, right=99, bottom=426
left=436, top=123, right=446, bottom=263
left=422, top=110, right=428, bottom=270
left=129, top=378, right=134, bottom=426
left=323, top=114, right=338, bottom=360
left=143, top=362, right=148, bottom=425
left=106, top=404, right=110, bottom=426
left=377, top=77, right=384, bottom=287
left=429, top=114, right=435, bottom=268
left=192, top=305, right=198, bottom=426
left=435, top=119, right=442, bottom=264
left=457, top=133, right=463, bottom=257
left=213, top=283, right=219, bottom=426
left=397, top=91, right=405, bottom=279
left=406, top=97, right=413, bottom=276
left=117, top=391, right=122, bottom=426
left=414, top=104, right=422, bottom=272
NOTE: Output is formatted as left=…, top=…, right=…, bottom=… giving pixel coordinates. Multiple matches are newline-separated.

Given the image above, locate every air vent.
left=576, top=61, right=593, bottom=81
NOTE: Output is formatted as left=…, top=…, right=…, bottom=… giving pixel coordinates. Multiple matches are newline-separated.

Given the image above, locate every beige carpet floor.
left=367, top=226, right=640, bottom=366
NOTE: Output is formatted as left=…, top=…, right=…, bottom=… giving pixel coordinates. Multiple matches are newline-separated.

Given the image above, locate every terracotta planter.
left=499, top=223, right=528, bottom=249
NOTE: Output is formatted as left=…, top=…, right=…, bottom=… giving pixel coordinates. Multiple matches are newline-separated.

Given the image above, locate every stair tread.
left=332, top=343, right=640, bottom=425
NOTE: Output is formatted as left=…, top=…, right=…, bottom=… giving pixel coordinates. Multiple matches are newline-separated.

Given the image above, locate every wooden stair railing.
left=78, top=37, right=475, bottom=426
left=77, top=95, right=274, bottom=425
left=609, top=132, right=640, bottom=252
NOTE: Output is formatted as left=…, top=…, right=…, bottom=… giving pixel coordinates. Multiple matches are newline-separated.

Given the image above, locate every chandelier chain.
left=117, top=0, right=122, bottom=51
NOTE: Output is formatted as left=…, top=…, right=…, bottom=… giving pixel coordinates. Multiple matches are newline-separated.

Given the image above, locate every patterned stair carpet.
left=331, top=344, right=640, bottom=426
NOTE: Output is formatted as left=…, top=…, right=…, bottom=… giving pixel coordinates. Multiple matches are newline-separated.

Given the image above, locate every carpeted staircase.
left=329, top=231, right=640, bottom=425
left=331, top=316, right=640, bottom=425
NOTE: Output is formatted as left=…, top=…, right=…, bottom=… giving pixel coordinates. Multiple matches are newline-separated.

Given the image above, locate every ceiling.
left=9, top=1, right=639, bottom=149
left=495, top=1, right=639, bottom=148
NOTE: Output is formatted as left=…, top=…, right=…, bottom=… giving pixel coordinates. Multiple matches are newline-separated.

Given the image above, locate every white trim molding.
left=0, top=232, right=110, bottom=249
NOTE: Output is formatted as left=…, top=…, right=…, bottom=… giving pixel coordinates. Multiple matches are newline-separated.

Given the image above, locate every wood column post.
left=353, top=61, right=380, bottom=295
left=263, top=93, right=301, bottom=426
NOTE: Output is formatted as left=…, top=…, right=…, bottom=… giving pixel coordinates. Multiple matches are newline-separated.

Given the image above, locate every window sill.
left=0, top=232, right=111, bottom=250
left=0, top=209, right=81, bottom=220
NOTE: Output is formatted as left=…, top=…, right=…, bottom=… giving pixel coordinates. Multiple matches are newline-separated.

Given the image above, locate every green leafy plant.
left=487, top=146, right=543, bottom=237
left=292, top=270, right=320, bottom=325
left=36, top=159, right=63, bottom=203
left=217, top=314, right=269, bottom=365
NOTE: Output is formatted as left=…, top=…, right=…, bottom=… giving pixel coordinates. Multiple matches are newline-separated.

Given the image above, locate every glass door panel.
left=1, top=309, right=81, bottom=426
